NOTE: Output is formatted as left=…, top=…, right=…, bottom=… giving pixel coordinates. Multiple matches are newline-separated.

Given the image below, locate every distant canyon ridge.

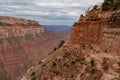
left=0, top=16, right=70, bottom=80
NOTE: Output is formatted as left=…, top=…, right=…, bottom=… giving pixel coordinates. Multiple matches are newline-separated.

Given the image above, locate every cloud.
left=0, top=0, right=104, bottom=25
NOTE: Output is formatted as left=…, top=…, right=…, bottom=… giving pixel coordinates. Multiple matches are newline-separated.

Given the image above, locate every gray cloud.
left=0, top=0, right=103, bottom=25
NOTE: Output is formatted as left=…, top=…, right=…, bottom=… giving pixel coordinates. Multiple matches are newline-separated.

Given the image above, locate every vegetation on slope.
left=108, top=12, right=120, bottom=28
left=0, top=16, right=41, bottom=26
left=102, top=0, right=120, bottom=11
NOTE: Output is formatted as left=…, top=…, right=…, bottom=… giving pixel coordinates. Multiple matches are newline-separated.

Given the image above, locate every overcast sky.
left=0, top=0, right=103, bottom=25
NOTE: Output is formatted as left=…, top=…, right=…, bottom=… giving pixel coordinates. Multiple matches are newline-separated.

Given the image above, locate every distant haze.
left=43, top=25, right=72, bottom=32
left=0, top=0, right=103, bottom=25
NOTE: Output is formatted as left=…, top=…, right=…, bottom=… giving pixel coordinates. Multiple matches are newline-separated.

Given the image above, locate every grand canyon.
left=0, top=16, right=70, bottom=80
left=0, top=0, right=120, bottom=80
left=22, top=0, right=120, bottom=80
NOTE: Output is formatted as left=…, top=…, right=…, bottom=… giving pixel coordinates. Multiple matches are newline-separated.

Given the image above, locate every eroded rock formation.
left=22, top=1, right=120, bottom=80
left=0, top=16, right=68, bottom=80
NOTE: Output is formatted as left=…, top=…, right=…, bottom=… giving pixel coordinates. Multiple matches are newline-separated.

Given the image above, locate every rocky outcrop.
left=21, top=1, right=120, bottom=80
left=22, top=44, right=120, bottom=80
left=0, top=16, right=40, bottom=26
left=0, top=16, right=68, bottom=80
left=70, top=7, right=110, bottom=45
left=0, top=16, right=44, bottom=38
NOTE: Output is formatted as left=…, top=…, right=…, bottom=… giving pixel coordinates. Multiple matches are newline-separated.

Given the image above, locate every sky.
left=0, top=0, right=103, bottom=25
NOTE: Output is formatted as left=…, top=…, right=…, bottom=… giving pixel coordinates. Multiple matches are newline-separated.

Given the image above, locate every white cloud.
left=0, top=0, right=104, bottom=25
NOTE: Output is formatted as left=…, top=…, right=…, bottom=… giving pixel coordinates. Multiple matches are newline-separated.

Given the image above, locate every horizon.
left=0, top=0, right=103, bottom=25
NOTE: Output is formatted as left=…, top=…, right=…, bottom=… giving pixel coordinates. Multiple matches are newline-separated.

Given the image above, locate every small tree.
left=82, top=44, right=85, bottom=49
left=90, top=59, right=95, bottom=67
left=104, top=49, right=108, bottom=53
left=54, top=47, right=57, bottom=51
left=93, top=5, right=98, bottom=10
left=80, top=14, right=84, bottom=17
left=73, top=22, right=78, bottom=26
left=58, top=40, right=65, bottom=48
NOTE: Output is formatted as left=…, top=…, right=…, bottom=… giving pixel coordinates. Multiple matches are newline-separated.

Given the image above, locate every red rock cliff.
left=0, top=16, right=66, bottom=80
left=21, top=2, right=120, bottom=80
left=70, top=8, right=110, bottom=45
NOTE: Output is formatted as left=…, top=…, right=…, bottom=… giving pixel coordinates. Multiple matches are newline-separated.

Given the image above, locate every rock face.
left=21, top=1, right=120, bottom=80
left=0, top=16, right=40, bottom=26
left=70, top=8, right=110, bottom=45
left=0, top=16, right=68, bottom=80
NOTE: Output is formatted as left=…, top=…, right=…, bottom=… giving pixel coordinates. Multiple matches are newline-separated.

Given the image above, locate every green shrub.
left=80, top=14, right=84, bottom=17
left=71, top=60, right=76, bottom=65
left=104, top=49, right=108, bottom=53
left=52, top=62, right=57, bottom=67
left=30, top=72, right=35, bottom=76
left=102, top=2, right=111, bottom=11
left=73, top=22, right=78, bottom=26
left=0, top=22, right=12, bottom=26
left=91, top=68, right=95, bottom=74
left=82, top=44, right=85, bottom=49
left=54, top=47, right=57, bottom=51
left=93, top=5, right=98, bottom=10
left=90, top=59, right=95, bottom=67
left=42, top=64, right=46, bottom=67
left=102, top=0, right=120, bottom=11
left=76, top=58, right=85, bottom=64
left=6, top=37, right=19, bottom=44
left=108, top=12, right=120, bottom=28
left=58, top=40, right=65, bottom=48
left=64, top=62, right=69, bottom=67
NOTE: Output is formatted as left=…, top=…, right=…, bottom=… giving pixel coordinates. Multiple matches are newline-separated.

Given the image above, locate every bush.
left=71, top=60, right=76, bottom=65
left=76, top=58, right=85, bottom=64
left=52, top=62, right=57, bottom=67
left=93, top=5, right=98, bottom=10
left=91, top=68, right=95, bottom=74
left=64, top=62, right=69, bottom=67
left=80, top=14, right=84, bottom=17
left=108, top=12, right=120, bottom=28
left=82, top=44, right=85, bottom=49
left=90, top=59, right=95, bottom=67
left=58, top=40, right=65, bottom=48
left=54, top=47, right=57, bottom=51
left=102, top=0, right=120, bottom=11
left=6, top=37, right=19, bottom=44
left=104, top=49, right=108, bottom=53
left=73, top=22, right=78, bottom=26
left=0, top=22, right=12, bottom=26
left=102, top=3, right=110, bottom=11
left=30, top=72, right=35, bottom=76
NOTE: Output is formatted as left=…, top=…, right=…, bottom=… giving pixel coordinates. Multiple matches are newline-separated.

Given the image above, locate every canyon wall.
left=0, top=16, right=66, bottom=80
left=70, top=8, right=120, bottom=55
left=21, top=2, right=120, bottom=80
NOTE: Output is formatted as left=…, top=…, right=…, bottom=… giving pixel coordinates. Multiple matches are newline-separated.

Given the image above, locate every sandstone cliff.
left=22, top=1, right=120, bottom=80
left=0, top=16, right=68, bottom=80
